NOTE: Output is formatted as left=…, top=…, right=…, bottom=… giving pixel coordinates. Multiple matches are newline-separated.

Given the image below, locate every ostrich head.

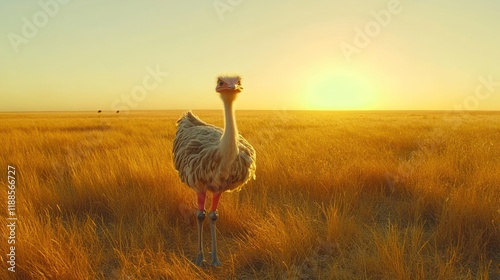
left=216, top=75, right=243, bottom=102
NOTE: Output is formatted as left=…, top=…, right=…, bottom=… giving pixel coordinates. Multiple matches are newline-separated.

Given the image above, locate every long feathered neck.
left=219, top=97, right=238, bottom=160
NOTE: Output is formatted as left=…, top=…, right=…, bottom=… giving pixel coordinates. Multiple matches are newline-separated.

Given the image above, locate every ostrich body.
left=173, top=75, right=256, bottom=266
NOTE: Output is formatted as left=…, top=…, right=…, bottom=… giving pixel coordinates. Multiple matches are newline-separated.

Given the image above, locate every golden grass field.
left=0, top=110, right=499, bottom=279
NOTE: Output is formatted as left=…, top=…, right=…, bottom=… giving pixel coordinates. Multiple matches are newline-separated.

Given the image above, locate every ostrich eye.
left=218, top=81, right=224, bottom=86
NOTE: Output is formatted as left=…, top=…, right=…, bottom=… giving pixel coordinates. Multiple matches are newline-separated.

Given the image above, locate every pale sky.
left=1, top=0, right=499, bottom=111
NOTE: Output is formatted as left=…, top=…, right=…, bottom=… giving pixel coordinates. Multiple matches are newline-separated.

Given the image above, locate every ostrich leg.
left=209, top=192, right=222, bottom=266
left=194, top=192, right=206, bottom=266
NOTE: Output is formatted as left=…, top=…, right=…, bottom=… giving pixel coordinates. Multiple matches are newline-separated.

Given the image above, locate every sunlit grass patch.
left=0, top=111, right=498, bottom=279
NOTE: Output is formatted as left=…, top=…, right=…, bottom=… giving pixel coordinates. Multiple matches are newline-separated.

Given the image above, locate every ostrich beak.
left=216, top=83, right=243, bottom=94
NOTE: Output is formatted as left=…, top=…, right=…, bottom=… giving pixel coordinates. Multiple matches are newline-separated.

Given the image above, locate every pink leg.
left=210, top=192, right=222, bottom=212
left=197, top=192, right=206, bottom=211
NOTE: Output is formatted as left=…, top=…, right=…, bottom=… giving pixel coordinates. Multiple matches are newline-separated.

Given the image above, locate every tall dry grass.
left=0, top=110, right=498, bottom=279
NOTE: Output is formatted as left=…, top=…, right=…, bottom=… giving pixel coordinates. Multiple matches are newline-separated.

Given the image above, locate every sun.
left=304, top=70, right=377, bottom=110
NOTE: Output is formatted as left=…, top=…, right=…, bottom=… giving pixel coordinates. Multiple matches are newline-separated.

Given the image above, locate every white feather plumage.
left=173, top=111, right=256, bottom=193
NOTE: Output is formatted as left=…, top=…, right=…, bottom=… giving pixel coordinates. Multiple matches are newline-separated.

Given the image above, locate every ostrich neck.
left=220, top=99, right=238, bottom=159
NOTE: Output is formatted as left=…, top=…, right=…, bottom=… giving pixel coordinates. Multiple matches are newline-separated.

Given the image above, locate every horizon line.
left=1, top=109, right=500, bottom=114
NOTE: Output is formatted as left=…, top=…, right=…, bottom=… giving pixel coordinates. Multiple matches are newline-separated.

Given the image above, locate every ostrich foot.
left=194, top=252, right=205, bottom=267
left=211, top=257, right=222, bottom=267
left=209, top=211, right=222, bottom=266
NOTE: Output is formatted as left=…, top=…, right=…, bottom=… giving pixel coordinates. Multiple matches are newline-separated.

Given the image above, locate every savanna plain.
left=0, top=110, right=499, bottom=279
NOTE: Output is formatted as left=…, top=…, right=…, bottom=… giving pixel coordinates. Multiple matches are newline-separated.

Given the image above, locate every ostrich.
left=173, top=75, right=256, bottom=266
left=97, top=110, right=102, bottom=113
